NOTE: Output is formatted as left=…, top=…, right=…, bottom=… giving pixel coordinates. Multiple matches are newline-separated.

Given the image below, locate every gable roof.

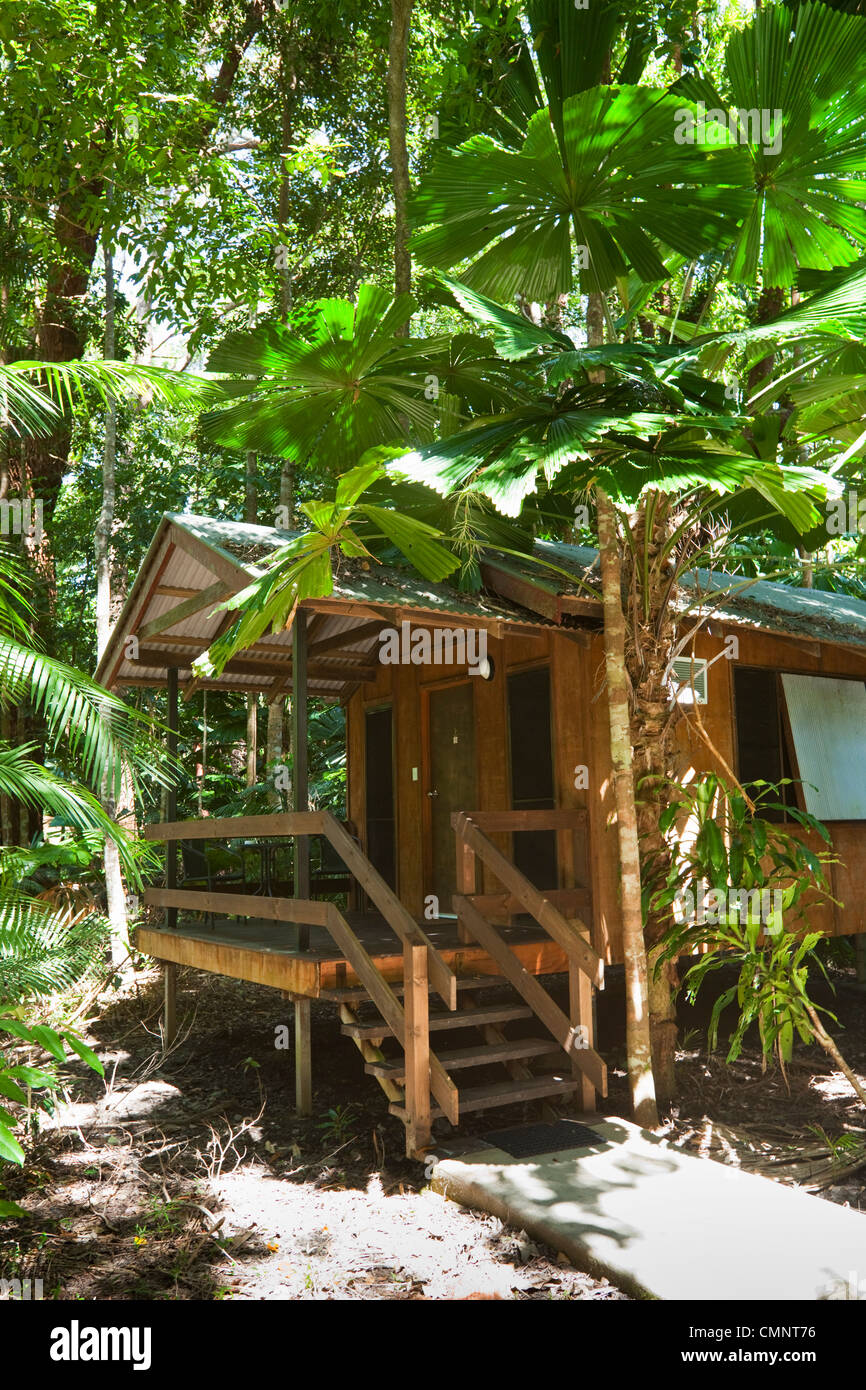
left=96, top=512, right=552, bottom=701
left=97, top=512, right=866, bottom=701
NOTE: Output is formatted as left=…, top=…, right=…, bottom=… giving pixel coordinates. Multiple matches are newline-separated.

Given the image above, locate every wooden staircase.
left=145, top=807, right=606, bottom=1158
left=322, top=809, right=607, bottom=1156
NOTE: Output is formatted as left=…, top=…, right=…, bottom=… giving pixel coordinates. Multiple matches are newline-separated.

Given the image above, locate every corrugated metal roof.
left=97, top=513, right=552, bottom=699
left=538, top=541, right=866, bottom=651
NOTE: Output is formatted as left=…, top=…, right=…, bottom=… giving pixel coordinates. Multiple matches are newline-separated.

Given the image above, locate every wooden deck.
left=138, top=911, right=569, bottom=999
left=136, top=911, right=569, bottom=1000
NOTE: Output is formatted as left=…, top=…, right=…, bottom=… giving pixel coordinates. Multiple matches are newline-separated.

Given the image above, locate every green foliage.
left=200, top=283, right=516, bottom=468
left=649, top=771, right=839, bottom=1070
left=316, top=1104, right=360, bottom=1145
left=413, top=84, right=750, bottom=302
left=0, top=1011, right=103, bottom=1189
left=674, top=3, right=866, bottom=286
left=196, top=460, right=459, bottom=675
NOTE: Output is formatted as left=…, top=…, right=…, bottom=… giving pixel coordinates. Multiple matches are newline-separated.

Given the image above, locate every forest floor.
left=1, top=951, right=864, bottom=1301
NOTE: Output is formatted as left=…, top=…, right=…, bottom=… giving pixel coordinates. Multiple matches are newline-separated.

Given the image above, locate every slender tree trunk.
left=244, top=450, right=259, bottom=789
left=244, top=450, right=257, bottom=525
left=266, top=697, right=285, bottom=808
left=597, top=488, right=659, bottom=1128
left=803, top=1003, right=866, bottom=1109
left=277, top=24, right=297, bottom=320
left=789, top=289, right=814, bottom=589
left=746, top=284, right=784, bottom=399
left=585, top=291, right=657, bottom=1124
left=387, top=0, right=414, bottom=321
left=95, top=239, right=116, bottom=658
left=246, top=699, right=258, bottom=788
left=95, top=224, right=129, bottom=968
left=197, top=690, right=207, bottom=817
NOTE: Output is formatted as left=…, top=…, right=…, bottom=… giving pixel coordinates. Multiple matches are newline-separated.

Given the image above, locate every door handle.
left=427, top=789, right=439, bottom=798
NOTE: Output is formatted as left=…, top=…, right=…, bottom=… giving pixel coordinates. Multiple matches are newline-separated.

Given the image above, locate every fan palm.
left=0, top=363, right=180, bottom=1006
left=199, top=283, right=518, bottom=465
left=412, top=84, right=750, bottom=304
left=674, top=2, right=866, bottom=287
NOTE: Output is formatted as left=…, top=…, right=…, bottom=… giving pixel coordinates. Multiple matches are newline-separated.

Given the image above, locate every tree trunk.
left=622, top=493, right=680, bottom=1103
left=597, top=487, right=659, bottom=1128
left=277, top=24, right=297, bottom=319
left=746, top=284, right=785, bottom=399
left=387, top=0, right=414, bottom=322
left=24, top=1, right=266, bottom=554
left=244, top=449, right=259, bottom=790
left=266, top=696, right=286, bottom=809
left=246, top=697, right=258, bottom=789
left=95, top=223, right=129, bottom=968
left=585, top=292, right=657, bottom=1124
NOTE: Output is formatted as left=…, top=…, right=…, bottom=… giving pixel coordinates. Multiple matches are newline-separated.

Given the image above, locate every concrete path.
left=431, top=1118, right=866, bottom=1300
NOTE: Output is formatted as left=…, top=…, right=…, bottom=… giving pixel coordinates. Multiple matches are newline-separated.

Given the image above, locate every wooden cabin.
left=97, top=513, right=866, bottom=1153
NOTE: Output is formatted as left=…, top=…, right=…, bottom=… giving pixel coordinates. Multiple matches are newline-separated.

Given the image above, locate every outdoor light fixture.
left=476, top=654, right=495, bottom=681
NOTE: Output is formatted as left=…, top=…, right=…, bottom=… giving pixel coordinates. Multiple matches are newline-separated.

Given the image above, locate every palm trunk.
left=596, top=488, right=659, bottom=1128
left=624, top=494, right=679, bottom=1103
left=585, top=291, right=657, bottom=1124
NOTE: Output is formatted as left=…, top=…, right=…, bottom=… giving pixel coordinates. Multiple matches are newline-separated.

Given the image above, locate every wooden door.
left=425, top=682, right=476, bottom=910
left=365, top=706, right=395, bottom=887
left=507, top=665, right=558, bottom=888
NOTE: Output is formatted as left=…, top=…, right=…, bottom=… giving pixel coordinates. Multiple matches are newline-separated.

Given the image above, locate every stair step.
left=365, top=1037, right=560, bottom=1080
left=390, top=1074, right=579, bottom=1121
left=321, top=973, right=507, bottom=1004
left=342, top=1001, right=533, bottom=1040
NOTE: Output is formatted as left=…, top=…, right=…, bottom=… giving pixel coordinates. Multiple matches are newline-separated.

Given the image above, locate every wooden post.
left=163, top=670, right=179, bottom=1049
left=456, top=836, right=475, bottom=944
left=166, top=666, right=179, bottom=932
left=569, top=922, right=596, bottom=1112
left=294, top=996, right=312, bottom=1114
left=164, top=963, right=177, bottom=1046
left=292, top=611, right=310, bottom=949
left=403, top=941, right=431, bottom=1156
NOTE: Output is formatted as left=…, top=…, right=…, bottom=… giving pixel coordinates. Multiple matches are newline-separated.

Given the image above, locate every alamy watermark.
left=378, top=620, right=489, bottom=675
left=0, top=497, right=43, bottom=543
left=674, top=101, right=783, bottom=157
left=0, top=1277, right=43, bottom=1299
left=673, top=884, right=784, bottom=935
left=826, top=489, right=866, bottom=535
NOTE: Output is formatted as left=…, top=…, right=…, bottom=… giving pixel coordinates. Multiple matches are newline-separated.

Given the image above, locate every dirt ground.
left=1, top=954, right=864, bottom=1301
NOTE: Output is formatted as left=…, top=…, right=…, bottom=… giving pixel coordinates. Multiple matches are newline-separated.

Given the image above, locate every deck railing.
left=143, top=809, right=456, bottom=1010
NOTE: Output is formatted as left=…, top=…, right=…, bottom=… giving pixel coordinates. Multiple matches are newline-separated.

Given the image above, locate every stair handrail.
left=319, top=811, right=456, bottom=1010
left=452, top=812, right=604, bottom=989
left=323, top=903, right=456, bottom=1128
